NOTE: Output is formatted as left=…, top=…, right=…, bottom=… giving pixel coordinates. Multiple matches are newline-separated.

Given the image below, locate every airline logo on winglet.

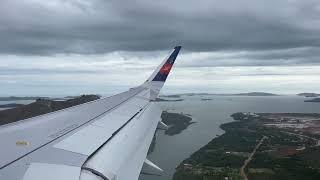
left=152, top=46, right=181, bottom=82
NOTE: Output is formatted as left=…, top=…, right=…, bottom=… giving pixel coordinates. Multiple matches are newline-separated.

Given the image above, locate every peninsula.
left=0, top=103, right=24, bottom=108
left=173, top=112, right=320, bottom=180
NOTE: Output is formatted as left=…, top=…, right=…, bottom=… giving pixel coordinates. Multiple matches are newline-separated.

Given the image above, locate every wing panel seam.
left=82, top=167, right=109, bottom=180
left=83, top=106, right=146, bottom=165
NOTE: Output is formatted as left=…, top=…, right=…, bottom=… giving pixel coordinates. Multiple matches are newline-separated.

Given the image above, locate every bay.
left=139, top=95, right=320, bottom=180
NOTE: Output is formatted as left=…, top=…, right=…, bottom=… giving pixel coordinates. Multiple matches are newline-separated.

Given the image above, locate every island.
left=160, top=93, right=210, bottom=97
left=305, top=98, right=320, bottom=102
left=0, top=95, right=100, bottom=125
left=161, top=111, right=195, bottom=136
left=159, top=95, right=181, bottom=98
left=173, top=112, right=320, bottom=180
left=233, top=92, right=279, bottom=96
left=154, top=98, right=184, bottom=102
left=297, top=93, right=320, bottom=97
left=201, top=98, right=213, bottom=101
left=148, top=111, right=194, bottom=154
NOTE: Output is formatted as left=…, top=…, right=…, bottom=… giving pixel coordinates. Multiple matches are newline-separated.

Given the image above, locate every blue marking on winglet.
left=152, top=46, right=181, bottom=82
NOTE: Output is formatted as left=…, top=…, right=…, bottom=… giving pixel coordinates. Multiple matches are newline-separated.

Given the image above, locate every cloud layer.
left=2, top=0, right=320, bottom=54
left=1, top=0, right=320, bottom=95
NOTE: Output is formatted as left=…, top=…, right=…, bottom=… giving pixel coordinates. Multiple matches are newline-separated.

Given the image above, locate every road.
left=280, top=131, right=320, bottom=146
left=240, top=136, right=267, bottom=180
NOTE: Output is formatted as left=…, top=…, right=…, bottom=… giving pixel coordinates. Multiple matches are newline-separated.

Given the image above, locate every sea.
left=139, top=95, right=320, bottom=180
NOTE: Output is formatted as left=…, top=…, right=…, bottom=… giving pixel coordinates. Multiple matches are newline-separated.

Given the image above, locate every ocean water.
left=0, top=100, right=35, bottom=110
left=139, top=95, right=320, bottom=180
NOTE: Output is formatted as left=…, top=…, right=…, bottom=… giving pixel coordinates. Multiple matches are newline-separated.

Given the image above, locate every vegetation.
left=0, top=95, right=100, bottom=125
left=0, top=96, right=49, bottom=101
left=0, top=103, right=24, bottom=108
left=173, top=112, right=320, bottom=180
left=161, top=111, right=195, bottom=135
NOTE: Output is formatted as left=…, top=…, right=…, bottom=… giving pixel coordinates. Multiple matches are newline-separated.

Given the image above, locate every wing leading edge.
left=0, top=46, right=182, bottom=180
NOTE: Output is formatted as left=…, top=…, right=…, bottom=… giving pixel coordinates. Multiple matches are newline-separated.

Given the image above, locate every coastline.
left=173, top=112, right=320, bottom=180
left=161, top=111, right=195, bottom=136
left=0, top=95, right=100, bottom=125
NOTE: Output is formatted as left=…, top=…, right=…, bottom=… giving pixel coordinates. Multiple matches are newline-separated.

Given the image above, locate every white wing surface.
left=0, top=46, right=182, bottom=180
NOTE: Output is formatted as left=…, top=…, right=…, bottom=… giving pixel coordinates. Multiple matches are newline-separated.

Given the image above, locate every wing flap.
left=82, top=103, right=161, bottom=180
left=53, top=125, right=113, bottom=155
left=53, top=92, right=150, bottom=156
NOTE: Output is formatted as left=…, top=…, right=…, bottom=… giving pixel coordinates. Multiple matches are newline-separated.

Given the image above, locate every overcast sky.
left=1, top=0, right=320, bottom=96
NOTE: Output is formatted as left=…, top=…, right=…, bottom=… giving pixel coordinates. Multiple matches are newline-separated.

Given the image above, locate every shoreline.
left=173, top=112, right=320, bottom=180
left=161, top=111, right=195, bottom=136
left=0, top=95, right=100, bottom=125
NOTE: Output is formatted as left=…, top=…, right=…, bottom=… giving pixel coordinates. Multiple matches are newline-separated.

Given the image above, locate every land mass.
left=0, top=95, right=100, bottom=125
left=161, top=111, right=195, bottom=136
left=161, top=92, right=280, bottom=97
left=233, top=92, right=279, bottom=96
left=0, top=96, right=49, bottom=101
left=159, top=95, right=181, bottom=98
left=297, top=93, right=320, bottom=97
left=0, top=103, right=25, bottom=108
left=305, top=98, right=320, bottom=102
left=148, top=112, right=194, bottom=154
left=154, top=98, right=184, bottom=102
left=201, top=98, right=213, bottom=101
left=173, top=112, right=320, bottom=180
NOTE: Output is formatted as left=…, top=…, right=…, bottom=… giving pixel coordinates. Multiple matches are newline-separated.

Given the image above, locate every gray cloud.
left=177, top=47, right=320, bottom=67
left=1, top=0, right=320, bottom=56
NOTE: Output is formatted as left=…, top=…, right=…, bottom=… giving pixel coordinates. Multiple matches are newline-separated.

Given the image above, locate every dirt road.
left=240, top=136, right=267, bottom=180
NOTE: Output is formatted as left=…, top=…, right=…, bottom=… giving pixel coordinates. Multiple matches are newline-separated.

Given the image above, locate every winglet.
left=143, top=46, right=182, bottom=100
left=151, top=46, right=181, bottom=82
left=146, top=46, right=182, bottom=83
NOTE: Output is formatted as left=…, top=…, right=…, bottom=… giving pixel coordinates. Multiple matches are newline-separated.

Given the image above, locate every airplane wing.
left=0, top=46, right=182, bottom=180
